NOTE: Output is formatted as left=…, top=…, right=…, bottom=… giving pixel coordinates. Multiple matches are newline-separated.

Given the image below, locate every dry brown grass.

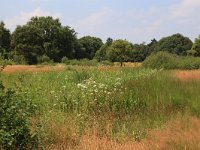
left=43, top=116, right=200, bottom=150
left=2, top=64, right=65, bottom=73
left=113, top=62, right=142, bottom=67
left=2, top=63, right=141, bottom=74
left=145, top=116, right=200, bottom=150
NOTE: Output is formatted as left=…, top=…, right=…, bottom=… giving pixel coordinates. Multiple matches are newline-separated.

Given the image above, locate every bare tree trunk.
left=120, top=62, right=123, bottom=67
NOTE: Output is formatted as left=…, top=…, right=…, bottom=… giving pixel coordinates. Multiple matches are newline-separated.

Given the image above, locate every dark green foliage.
left=155, top=33, right=193, bottom=56
left=143, top=51, right=200, bottom=70
left=190, top=35, right=200, bottom=56
left=61, top=56, right=69, bottom=64
left=12, top=25, right=43, bottom=64
left=0, top=22, right=11, bottom=58
left=37, top=55, right=52, bottom=64
left=106, top=39, right=133, bottom=66
left=76, top=36, right=103, bottom=59
left=95, top=38, right=113, bottom=62
left=0, top=82, right=38, bottom=150
left=130, top=43, right=149, bottom=62
left=95, top=44, right=109, bottom=61
left=12, top=55, right=27, bottom=65
left=106, top=37, right=113, bottom=46
left=12, top=16, right=77, bottom=64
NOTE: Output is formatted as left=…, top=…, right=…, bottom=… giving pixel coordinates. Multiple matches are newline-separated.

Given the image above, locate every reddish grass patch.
left=175, top=70, right=200, bottom=81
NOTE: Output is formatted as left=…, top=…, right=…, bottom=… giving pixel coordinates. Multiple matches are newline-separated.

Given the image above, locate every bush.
left=64, top=59, right=99, bottom=66
left=143, top=51, right=200, bottom=70
left=0, top=82, right=38, bottom=149
left=12, top=55, right=27, bottom=64
left=0, top=59, right=15, bottom=68
left=37, top=55, right=53, bottom=64
left=79, top=59, right=98, bottom=66
left=99, top=60, right=113, bottom=66
left=143, top=51, right=178, bottom=69
left=61, top=56, right=69, bottom=64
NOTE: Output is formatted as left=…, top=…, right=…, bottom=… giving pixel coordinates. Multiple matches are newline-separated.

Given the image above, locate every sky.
left=1, top=0, right=200, bottom=43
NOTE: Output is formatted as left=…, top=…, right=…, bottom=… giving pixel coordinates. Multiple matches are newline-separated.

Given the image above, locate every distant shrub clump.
left=143, top=51, right=200, bottom=70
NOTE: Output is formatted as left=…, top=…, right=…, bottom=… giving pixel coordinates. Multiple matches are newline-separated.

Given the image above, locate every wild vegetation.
left=0, top=66, right=200, bottom=149
left=1, top=16, right=200, bottom=149
left=143, top=51, right=200, bottom=70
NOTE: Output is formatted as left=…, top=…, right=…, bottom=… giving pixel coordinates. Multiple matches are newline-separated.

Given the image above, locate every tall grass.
left=1, top=67, right=200, bottom=149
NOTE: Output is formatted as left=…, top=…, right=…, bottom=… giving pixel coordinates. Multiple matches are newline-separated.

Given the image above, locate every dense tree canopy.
left=155, top=34, right=193, bottom=56
left=189, top=35, right=200, bottom=56
left=12, top=25, right=43, bottom=64
left=76, top=36, right=103, bottom=59
left=0, top=16, right=199, bottom=65
left=0, top=22, right=11, bottom=55
left=106, top=39, right=133, bottom=66
left=12, top=16, right=77, bottom=64
left=95, top=37, right=113, bottom=61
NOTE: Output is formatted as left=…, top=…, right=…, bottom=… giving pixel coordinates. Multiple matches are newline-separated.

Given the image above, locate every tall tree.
left=106, top=39, right=133, bottom=66
left=95, top=37, right=113, bottom=61
left=76, top=36, right=103, bottom=59
left=189, top=35, right=200, bottom=56
left=12, top=25, right=43, bottom=64
left=155, top=33, right=193, bottom=56
left=12, top=16, right=77, bottom=64
left=130, top=43, right=148, bottom=62
left=0, top=22, right=11, bottom=55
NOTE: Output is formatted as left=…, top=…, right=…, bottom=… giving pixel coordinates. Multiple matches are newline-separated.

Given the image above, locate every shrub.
left=99, top=60, right=113, bottom=66
left=143, top=51, right=200, bottom=70
left=0, top=82, right=38, bottom=149
left=65, top=59, right=99, bottom=66
left=61, top=56, right=69, bottom=64
left=12, top=55, right=27, bottom=64
left=79, top=59, right=98, bottom=66
left=37, top=55, right=53, bottom=64
left=143, top=51, right=177, bottom=69
left=0, top=59, right=15, bottom=68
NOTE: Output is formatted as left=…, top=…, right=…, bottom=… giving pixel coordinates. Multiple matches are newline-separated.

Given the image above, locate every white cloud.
left=72, top=0, right=200, bottom=43
left=5, top=8, right=61, bottom=31
left=72, top=7, right=164, bottom=43
left=170, top=0, right=200, bottom=21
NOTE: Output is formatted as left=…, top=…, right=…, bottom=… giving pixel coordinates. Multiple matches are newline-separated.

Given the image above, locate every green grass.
left=1, top=66, right=200, bottom=149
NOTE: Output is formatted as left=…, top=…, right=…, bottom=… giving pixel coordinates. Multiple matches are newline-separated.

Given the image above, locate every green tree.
left=155, top=33, right=193, bottom=56
left=95, top=37, right=113, bottom=61
left=130, top=43, right=148, bottom=62
left=106, top=39, right=133, bottom=66
left=106, top=37, right=113, bottom=46
left=12, top=25, right=43, bottom=64
left=76, top=36, right=103, bottom=59
left=189, top=35, right=200, bottom=56
left=12, top=16, right=77, bottom=64
left=0, top=22, right=11, bottom=57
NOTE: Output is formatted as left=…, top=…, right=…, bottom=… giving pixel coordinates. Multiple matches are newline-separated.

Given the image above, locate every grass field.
left=1, top=65, right=200, bottom=149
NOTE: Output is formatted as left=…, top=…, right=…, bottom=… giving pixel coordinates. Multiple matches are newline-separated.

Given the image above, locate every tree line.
left=0, top=16, right=200, bottom=65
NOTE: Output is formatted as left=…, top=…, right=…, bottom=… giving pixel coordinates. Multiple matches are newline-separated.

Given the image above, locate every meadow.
left=1, top=65, right=200, bottom=149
